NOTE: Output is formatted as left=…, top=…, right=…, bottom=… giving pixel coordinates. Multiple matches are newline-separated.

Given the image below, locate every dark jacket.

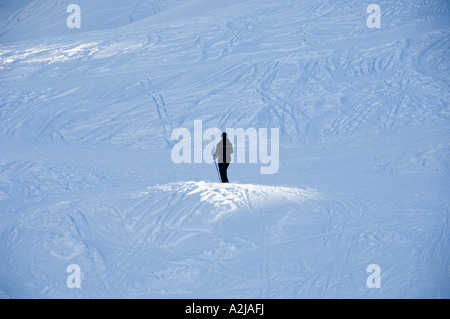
left=213, top=137, right=233, bottom=164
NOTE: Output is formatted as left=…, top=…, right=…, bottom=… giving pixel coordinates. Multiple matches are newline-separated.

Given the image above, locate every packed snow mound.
left=0, top=181, right=322, bottom=298
left=147, top=181, right=320, bottom=215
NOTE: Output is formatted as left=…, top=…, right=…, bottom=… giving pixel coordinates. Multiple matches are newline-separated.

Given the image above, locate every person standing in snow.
left=213, top=132, right=233, bottom=183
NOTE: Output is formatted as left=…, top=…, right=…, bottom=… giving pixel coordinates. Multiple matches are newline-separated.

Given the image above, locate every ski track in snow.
left=0, top=0, right=449, bottom=298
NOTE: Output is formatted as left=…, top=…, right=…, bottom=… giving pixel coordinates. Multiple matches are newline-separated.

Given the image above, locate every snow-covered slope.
left=0, top=0, right=188, bottom=43
left=1, top=181, right=321, bottom=298
left=0, top=0, right=449, bottom=298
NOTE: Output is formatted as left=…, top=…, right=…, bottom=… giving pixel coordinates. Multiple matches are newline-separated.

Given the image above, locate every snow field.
left=0, top=0, right=449, bottom=298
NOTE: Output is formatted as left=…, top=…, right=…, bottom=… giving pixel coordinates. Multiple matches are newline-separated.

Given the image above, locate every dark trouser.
left=218, top=163, right=230, bottom=183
